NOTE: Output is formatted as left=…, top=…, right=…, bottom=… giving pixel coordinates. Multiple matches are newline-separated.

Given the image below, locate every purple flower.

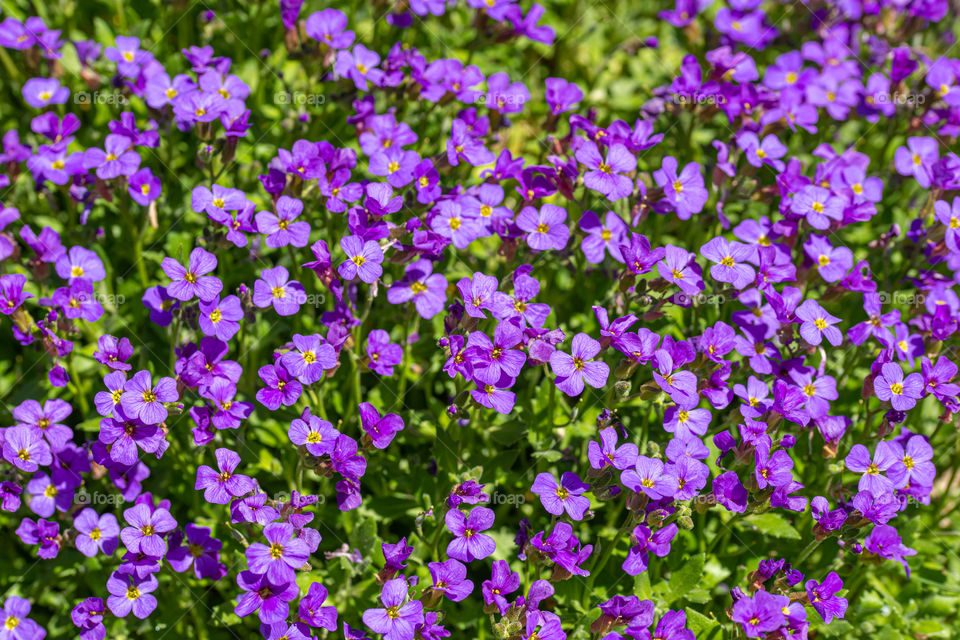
left=161, top=247, right=222, bottom=302
left=588, top=427, right=639, bottom=470
left=71, top=597, right=106, bottom=640
left=737, top=132, right=786, bottom=171
left=22, top=77, right=69, bottom=108
left=299, top=582, right=338, bottom=631
left=805, top=572, right=847, bottom=623
left=531, top=472, right=591, bottom=520
left=0, top=273, right=32, bottom=314
left=25, top=473, right=71, bottom=518
left=657, top=245, right=704, bottom=296
left=445, top=506, right=496, bottom=562
left=13, top=398, right=73, bottom=449
left=700, top=237, right=756, bottom=290
left=428, top=558, right=474, bottom=602
left=289, top=407, right=340, bottom=456
left=654, top=157, right=707, bottom=220
left=457, top=272, right=498, bottom=319
left=545, top=77, right=583, bottom=114
left=370, top=148, right=419, bottom=188
left=56, top=246, right=106, bottom=282
left=386, top=259, right=447, bottom=319
left=192, top=184, right=247, bottom=218
left=106, top=572, right=158, bottom=619
left=887, top=435, right=935, bottom=489
left=874, top=362, right=924, bottom=411
left=430, top=199, right=483, bottom=249
left=166, top=523, right=225, bottom=581
left=120, top=502, right=177, bottom=556
left=98, top=411, right=164, bottom=465
left=235, top=570, right=299, bottom=624
left=622, top=524, right=678, bottom=575
left=713, top=470, right=748, bottom=513
left=128, top=168, right=161, bottom=206
left=335, top=44, right=384, bottom=90
left=446, top=118, right=494, bottom=167
left=338, top=235, right=384, bottom=283
left=198, top=295, right=243, bottom=341
left=359, top=402, right=404, bottom=449
left=622, top=456, right=678, bottom=501
left=305, top=9, right=355, bottom=49
left=577, top=142, right=636, bottom=201
left=16, top=517, right=61, bottom=558
left=845, top=442, right=897, bottom=495
left=93, top=335, right=134, bottom=371
left=864, top=524, right=917, bottom=576
left=120, top=370, right=178, bottom=425
left=253, top=266, right=307, bottom=316
left=516, top=204, right=570, bottom=251
left=246, top=522, right=310, bottom=583
left=281, top=333, right=337, bottom=384
left=731, top=590, right=785, bottom=637
left=83, top=134, right=140, bottom=179
left=105, top=36, right=149, bottom=76
left=142, top=285, right=178, bottom=326
left=366, top=329, right=403, bottom=376
left=804, top=234, right=852, bottom=283
left=256, top=196, right=311, bottom=248
left=894, top=136, right=938, bottom=188
left=93, top=371, right=127, bottom=417
left=362, top=578, right=423, bottom=640
left=0, top=597, right=44, bottom=640
left=50, top=278, right=103, bottom=322
left=3, top=426, right=52, bottom=472
left=482, top=560, right=519, bottom=615
left=465, top=321, right=527, bottom=385
left=73, top=508, right=120, bottom=557
left=791, top=185, right=842, bottom=230
left=580, top=210, right=629, bottom=263
left=195, top=448, right=256, bottom=504
left=549, top=333, right=609, bottom=396
left=256, top=363, right=303, bottom=410
left=795, top=299, right=842, bottom=346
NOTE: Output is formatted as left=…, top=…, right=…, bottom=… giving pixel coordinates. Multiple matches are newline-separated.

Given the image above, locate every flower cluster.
left=0, top=1, right=958, bottom=639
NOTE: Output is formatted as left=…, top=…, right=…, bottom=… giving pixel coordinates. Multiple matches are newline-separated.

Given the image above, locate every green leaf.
left=737, top=513, right=802, bottom=540
left=683, top=608, right=721, bottom=635
left=666, top=553, right=706, bottom=603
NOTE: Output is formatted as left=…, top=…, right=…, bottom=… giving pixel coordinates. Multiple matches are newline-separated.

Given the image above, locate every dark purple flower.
left=805, top=572, right=847, bottom=623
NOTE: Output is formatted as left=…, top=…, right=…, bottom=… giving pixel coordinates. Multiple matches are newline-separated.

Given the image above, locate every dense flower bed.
left=0, top=0, right=959, bottom=638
